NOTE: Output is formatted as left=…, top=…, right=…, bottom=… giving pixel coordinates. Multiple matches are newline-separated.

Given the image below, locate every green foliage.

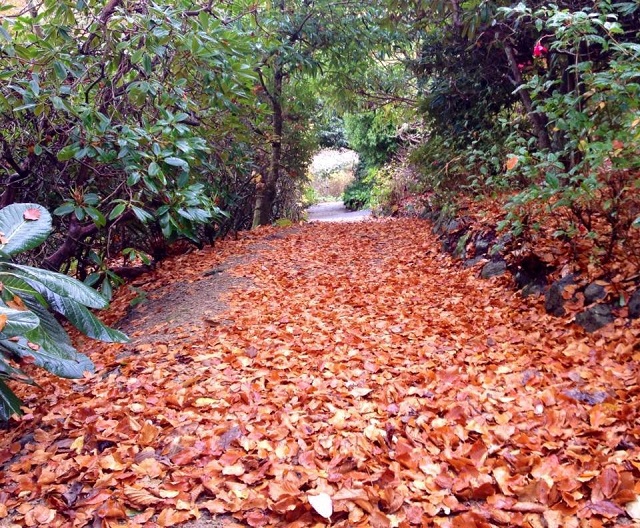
left=0, top=203, right=127, bottom=421
left=343, top=177, right=372, bottom=211
left=0, top=0, right=259, bottom=273
left=344, top=110, right=399, bottom=169
left=391, top=0, right=640, bottom=262
left=316, top=113, right=349, bottom=149
left=498, top=2, right=640, bottom=258
left=413, top=29, right=516, bottom=141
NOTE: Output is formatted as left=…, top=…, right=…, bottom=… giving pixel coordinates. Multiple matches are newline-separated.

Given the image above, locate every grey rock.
left=575, top=303, right=614, bottom=332
left=629, top=289, right=640, bottom=319
left=443, top=219, right=461, bottom=234
left=522, top=283, right=545, bottom=297
left=481, top=260, right=507, bottom=279
left=563, top=388, right=608, bottom=405
left=490, top=233, right=513, bottom=256
left=545, top=274, right=576, bottom=317
left=474, top=234, right=495, bottom=257
left=584, top=282, right=606, bottom=304
left=463, top=256, right=485, bottom=268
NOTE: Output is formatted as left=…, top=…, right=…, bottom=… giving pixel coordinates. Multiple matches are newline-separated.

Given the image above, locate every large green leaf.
left=20, top=285, right=127, bottom=343
left=46, top=296, right=129, bottom=343
left=20, top=294, right=72, bottom=346
left=0, top=355, right=36, bottom=386
left=0, top=378, right=23, bottom=420
left=0, top=272, right=48, bottom=306
left=0, top=305, right=40, bottom=338
left=1, top=335, right=94, bottom=379
left=0, top=203, right=52, bottom=256
left=6, top=263, right=109, bottom=309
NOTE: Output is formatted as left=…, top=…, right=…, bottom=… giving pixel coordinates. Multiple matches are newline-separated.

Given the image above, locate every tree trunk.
left=503, top=43, right=552, bottom=151
left=252, top=62, right=284, bottom=227
left=42, top=217, right=97, bottom=271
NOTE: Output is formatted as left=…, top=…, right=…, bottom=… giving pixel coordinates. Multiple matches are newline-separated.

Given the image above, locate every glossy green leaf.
left=0, top=203, right=52, bottom=256
left=0, top=379, right=23, bottom=420
left=6, top=263, right=109, bottom=309
left=0, top=305, right=40, bottom=338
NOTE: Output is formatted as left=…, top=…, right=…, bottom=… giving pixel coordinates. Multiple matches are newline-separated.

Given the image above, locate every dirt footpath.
left=307, top=201, right=371, bottom=222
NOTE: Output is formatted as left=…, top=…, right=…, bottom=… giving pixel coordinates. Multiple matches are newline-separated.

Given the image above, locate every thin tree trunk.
left=253, top=59, right=284, bottom=226
left=503, top=43, right=552, bottom=151
left=42, top=217, right=97, bottom=271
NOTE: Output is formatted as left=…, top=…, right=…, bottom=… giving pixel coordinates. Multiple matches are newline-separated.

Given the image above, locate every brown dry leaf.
left=138, top=421, right=161, bottom=445
left=132, top=457, right=166, bottom=478
left=369, top=510, right=391, bottom=528
left=0, top=219, right=638, bottom=527
left=22, top=208, right=41, bottom=221
left=156, top=507, right=194, bottom=526
left=24, top=505, right=55, bottom=526
left=124, top=486, right=162, bottom=506
left=95, top=498, right=127, bottom=519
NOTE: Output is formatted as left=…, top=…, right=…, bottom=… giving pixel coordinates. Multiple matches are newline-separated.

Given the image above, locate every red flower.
left=533, top=42, right=548, bottom=57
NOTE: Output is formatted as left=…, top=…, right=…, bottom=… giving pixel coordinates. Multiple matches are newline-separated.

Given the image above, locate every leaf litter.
left=1, top=218, right=639, bottom=527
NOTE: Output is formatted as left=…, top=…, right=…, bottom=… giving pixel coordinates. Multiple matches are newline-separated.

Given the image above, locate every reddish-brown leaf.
left=23, top=208, right=41, bottom=221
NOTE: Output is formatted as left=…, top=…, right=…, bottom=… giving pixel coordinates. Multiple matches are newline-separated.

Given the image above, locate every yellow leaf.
left=70, top=435, right=84, bottom=454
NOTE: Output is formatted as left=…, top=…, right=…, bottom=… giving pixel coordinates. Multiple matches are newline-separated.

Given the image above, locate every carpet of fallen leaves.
left=1, top=218, right=640, bottom=528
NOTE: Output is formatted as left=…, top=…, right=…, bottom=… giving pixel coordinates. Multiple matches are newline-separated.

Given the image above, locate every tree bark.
left=81, top=0, right=124, bottom=54
left=0, top=174, right=21, bottom=208
left=252, top=0, right=285, bottom=228
left=503, top=43, right=552, bottom=151
left=42, top=217, right=98, bottom=271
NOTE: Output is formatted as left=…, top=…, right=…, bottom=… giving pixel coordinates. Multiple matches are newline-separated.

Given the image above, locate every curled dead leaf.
left=23, top=208, right=41, bottom=221
left=95, top=498, right=127, bottom=519
left=24, top=505, right=55, bottom=526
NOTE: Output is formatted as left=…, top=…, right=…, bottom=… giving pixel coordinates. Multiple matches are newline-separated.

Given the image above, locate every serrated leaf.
left=28, top=287, right=127, bottom=343
left=0, top=274, right=48, bottom=311
left=0, top=203, right=52, bottom=256
left=0, top=356, right=36, bottom=386
left=49, top=297, right=128, bottom=343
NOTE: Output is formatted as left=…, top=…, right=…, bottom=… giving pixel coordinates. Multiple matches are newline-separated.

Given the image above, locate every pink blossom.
left=533, top=42, right=548, bottom=57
